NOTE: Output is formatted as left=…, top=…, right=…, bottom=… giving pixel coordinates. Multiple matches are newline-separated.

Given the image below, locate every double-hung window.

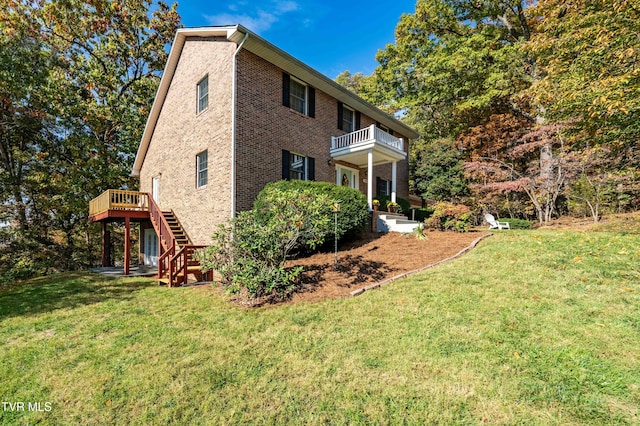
left=196, top=150, right=208, bottom=188
left=289, top=78, right=307, bottom=115
left=342, top=105, right=354, bottom=133
left=282, top=73, right=315, bottom=117
left=282, top=150, right=315, bottom=181
left=289, top=153, right=306, bottom=180
left=197, top=76, right=208, bottom=113
left=337, top=102, right=360, bottom=131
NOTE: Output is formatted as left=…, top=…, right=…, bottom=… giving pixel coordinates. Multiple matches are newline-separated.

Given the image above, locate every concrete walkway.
left=91, top=265, right=158, bottom=278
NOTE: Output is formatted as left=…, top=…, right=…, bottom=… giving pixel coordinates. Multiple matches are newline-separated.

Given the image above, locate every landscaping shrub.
left=424, top=202, right=472, bottom=232
left=256, top=180, right=369, bottom=241
left=412, top=207, right=434, bottom=222
left=375, top=195, right=411, bottom=214
left=196, top=184, right=333, bottom=299
left=501, top=218, right=532, bottom=229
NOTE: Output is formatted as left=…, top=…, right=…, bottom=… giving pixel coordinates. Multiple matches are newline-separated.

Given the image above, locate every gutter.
left=231, top=30, right=249, bottom=218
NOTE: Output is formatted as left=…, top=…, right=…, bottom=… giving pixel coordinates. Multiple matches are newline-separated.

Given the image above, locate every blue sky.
left=177, top=0, right=417, bottom=78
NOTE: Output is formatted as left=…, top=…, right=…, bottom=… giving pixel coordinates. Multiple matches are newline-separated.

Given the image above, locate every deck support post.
left=101, top=222, right=109, bottom=267
left=124, top=216, right=131, bottom=275
left=391, top=160, right=397, bottom=203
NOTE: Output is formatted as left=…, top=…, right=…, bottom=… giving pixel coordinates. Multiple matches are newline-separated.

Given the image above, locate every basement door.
left=144, top=228, right=159, bottom=267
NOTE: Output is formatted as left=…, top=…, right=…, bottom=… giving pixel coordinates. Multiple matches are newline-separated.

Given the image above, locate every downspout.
left=231, top=31, right=249, bottom=218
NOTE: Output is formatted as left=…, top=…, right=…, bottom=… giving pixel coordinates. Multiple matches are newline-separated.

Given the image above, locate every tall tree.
left=0, top=0, right=180, bottom=279
left=365, top=0, right=533, bottom=141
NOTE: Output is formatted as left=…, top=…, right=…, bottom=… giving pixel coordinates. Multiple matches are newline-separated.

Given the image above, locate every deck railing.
left=331, top=124, right=404, bottom=152
left=89, top=189, right=149, bottom=217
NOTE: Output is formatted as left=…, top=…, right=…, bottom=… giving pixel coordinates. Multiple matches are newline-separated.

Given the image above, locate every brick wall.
left=139, top=36, right=235, bottom=245
left=234, top=49, right=411, bottom=212
left=138, top=37, right=412, bottom=245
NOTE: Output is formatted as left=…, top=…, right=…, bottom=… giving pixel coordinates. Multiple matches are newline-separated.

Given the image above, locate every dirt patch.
left=282, top=231, right=489, bottom=304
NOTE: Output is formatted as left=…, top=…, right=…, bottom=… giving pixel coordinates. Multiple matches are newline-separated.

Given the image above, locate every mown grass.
left=1, top=229, right=639, bottom=425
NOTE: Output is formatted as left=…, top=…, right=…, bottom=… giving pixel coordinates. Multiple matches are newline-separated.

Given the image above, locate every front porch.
left=331, top=124, right=406, bottom=209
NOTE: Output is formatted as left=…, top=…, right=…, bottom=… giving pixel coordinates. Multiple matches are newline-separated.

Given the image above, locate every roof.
left=132, top=25, right=420, bottom=176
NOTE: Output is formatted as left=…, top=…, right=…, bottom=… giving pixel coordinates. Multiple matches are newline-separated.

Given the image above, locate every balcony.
left=330, top=125, right=406, bottom=209
left=89, top=189, right=150, bottom=222
left=330, top=124, right=406, bottom=166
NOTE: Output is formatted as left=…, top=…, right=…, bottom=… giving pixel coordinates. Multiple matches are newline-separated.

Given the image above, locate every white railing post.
left=331, top=136, right=336, bottom=150
left=391, top=161, right=397, bottom=203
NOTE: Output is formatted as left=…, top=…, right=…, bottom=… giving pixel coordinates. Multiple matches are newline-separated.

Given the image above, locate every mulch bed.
left=284, top=230, right=489, bottom=304
left=196, top=231, right=490, bottom=307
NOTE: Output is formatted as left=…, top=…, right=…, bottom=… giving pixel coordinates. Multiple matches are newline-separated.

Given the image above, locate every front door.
left=337, top=166, right=359, bottom=190
left=144, top=228, right=158, bottom=267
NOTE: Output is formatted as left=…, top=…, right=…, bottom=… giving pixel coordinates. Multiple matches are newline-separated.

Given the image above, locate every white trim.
left=391, top=161, right=397, bottom=203
left=367, top=150, right=373, bottom=210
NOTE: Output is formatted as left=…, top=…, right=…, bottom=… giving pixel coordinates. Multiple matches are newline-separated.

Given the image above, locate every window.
left=196, top=150, right=208, bottom=187
left=289, top=78, right=306, bottom=115
left=376, top=177, right=390, bottom=197
left=282, top=150, right=315, bottom=181
left=376, top=123, right=393, bottom=135
left=282, top=73, right=315, bottom=117
left=197, top=76, right=208, bottom=113
left=342, top=105, right=354, bottom=133
left=338, top=102, right=360, bottom=131
left=289, top=153, right=306, bottom=180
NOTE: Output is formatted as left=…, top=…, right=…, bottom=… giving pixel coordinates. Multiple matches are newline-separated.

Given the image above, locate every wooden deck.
left=89, top=189, right=150, bottom=222
left=88, top=189, right=207, bottom=286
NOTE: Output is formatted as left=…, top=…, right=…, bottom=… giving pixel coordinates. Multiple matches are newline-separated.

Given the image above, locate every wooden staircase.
left=162, top=211, right=190, bottom=248
left=147, top=194, right=211, bottom=287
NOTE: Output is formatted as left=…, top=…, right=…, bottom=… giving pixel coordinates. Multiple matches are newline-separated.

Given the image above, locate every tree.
left=367, top=0, right=533, bottom=141
left=525, top=0, right=640, bottom=154
left=412, top=138, right=468, bottom=201
left=0, top=0, right=181, bottom=280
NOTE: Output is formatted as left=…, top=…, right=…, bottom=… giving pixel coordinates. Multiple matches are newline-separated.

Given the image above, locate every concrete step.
left=377, top=215, right=422, bottom=233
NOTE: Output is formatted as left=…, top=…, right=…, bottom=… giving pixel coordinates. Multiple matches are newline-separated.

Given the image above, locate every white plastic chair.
left=485, top=214, right=510, bottom=230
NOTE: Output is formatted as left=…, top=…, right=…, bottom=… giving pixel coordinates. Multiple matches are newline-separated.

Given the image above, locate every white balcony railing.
left=331, top=124, right=404, bottom=152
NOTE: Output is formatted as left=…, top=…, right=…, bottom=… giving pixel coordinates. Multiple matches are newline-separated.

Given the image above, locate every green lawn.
left=1, top=229, right=639, bottom=425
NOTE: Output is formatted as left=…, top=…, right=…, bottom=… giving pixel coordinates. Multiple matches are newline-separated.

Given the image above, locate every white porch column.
left=367, top=149, right=373, bottom=210
left=391, top=160, right=397, bottom=203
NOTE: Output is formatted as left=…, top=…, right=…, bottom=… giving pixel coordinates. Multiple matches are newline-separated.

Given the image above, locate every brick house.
left=89, top=25, right=419, bottom=285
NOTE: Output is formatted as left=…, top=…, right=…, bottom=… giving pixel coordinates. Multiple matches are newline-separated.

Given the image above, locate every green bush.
left=501, top=218, right=532, bottom=229
left=375, top=195, right=411, bottom=214
left=196, top=183, right=334, bottom=300
left=257, top=180, right=369, bottom=241
left=412, top=208, right=434, bottom=222
left=424, top=202, right=472, bottom=232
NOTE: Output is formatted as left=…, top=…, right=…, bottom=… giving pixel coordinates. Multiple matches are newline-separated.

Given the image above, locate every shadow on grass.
left=0, top=272, right=155, bottom=320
